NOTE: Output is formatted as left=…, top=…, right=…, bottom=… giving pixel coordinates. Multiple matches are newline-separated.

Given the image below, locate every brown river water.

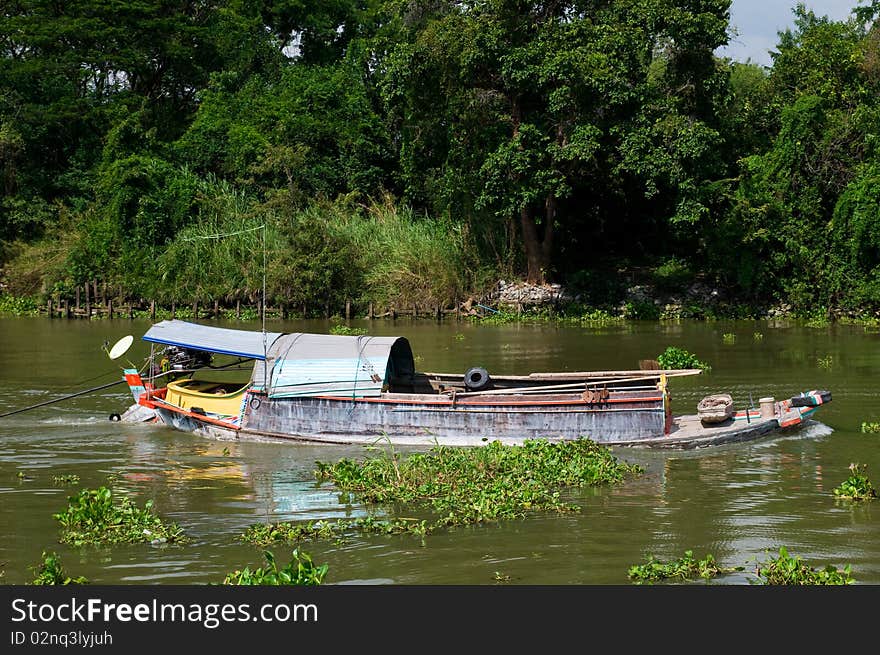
left=0, top=316, right=877, bottom=584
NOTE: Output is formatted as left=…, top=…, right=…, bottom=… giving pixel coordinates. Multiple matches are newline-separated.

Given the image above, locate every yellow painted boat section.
left=164, top=378, right=248, bottom=416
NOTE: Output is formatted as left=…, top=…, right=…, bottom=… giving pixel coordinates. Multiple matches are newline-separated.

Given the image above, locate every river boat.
left=117, top=320, right=831, bottom=449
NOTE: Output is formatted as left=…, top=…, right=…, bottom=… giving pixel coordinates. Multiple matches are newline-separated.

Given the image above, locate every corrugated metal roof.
left=251, top=333, right=415, bottom=398
left=142, top=320, right=283, bottom=360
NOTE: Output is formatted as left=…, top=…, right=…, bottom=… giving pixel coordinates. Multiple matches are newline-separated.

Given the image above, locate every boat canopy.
left=142, top=320, right=283, bottom=360
left=251, top=333, right=415, bottom=398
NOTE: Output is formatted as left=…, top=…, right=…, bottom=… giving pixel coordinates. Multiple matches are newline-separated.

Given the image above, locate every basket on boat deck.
left=697, top=393, right=735, bottom=425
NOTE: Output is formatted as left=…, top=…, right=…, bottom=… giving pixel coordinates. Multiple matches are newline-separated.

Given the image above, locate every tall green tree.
left=380, top=0, right=730, bottom=283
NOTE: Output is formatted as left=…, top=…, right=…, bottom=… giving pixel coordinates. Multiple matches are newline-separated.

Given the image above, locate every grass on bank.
left=54, top=486, right=188, bottom=547
left=241, top=439, right=643, bottom=546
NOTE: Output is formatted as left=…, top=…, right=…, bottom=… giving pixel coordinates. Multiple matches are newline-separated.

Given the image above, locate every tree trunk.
left=519, top=200, right=556, bottom=284
left=520, top=208, right=545, bottom=284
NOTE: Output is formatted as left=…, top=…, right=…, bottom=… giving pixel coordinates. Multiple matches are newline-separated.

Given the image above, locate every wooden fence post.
left=345, top=299, right=351, bottom=320
left=150, top=300, right=156, bottom=320
left=107, top=298, right=113, bottom=319
left=193, top=300, right=199, bottom=319
left=64, top=299, right=71, bottom=319
left=47, top=299, right=53, bottom=318
left=85, top=283, right=91, bottom=320
left=75, top=286, right=81, bottom=310
left=368, top=302, right=374, bottom=320
left=235, top=299, right=241, bottom=320
left=171, top=302, right=176, bottom=319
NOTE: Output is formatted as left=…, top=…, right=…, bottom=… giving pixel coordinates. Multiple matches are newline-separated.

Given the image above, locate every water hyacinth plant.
left=860, top=422, right=880, bottom=433
left=30, top=552, right=88, bottom=585
left=241, top=517, right=430, bottom=547
left=628, top=550, right=740, bottom=584
left=54, top=486, right=188, bottom=546
left=832, top=463, right=877, bottom=501
left=222, top=550, right=328, bottom=586
left=329, top=325, right=367, bottom=336
left=754, top=547, right=855, bottom=585
left=656, top=346, right=711, bottom=371
left=242, top=439, right=642, bottom=545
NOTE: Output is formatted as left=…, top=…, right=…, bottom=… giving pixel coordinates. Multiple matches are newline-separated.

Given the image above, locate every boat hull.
left=239, top=391, right=666, bottom=446
left=127, top=381, right=829, bottom=450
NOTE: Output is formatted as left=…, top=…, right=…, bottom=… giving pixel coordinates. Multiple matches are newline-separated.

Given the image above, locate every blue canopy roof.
left=142, top=320, right=283, bottom=360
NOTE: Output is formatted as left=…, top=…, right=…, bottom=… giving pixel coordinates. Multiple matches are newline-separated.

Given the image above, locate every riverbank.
left=3, top=288, right=879, bottom=326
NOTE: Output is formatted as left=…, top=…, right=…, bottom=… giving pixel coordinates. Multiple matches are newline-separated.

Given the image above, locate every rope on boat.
left=0, top=379, right=126, bottom=419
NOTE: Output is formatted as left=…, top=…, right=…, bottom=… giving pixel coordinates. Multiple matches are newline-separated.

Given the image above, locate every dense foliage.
left=3, top=2, right=880, bottom=315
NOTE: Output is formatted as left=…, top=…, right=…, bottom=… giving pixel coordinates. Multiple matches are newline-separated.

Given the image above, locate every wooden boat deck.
left=607, top=413, right=783, bottom=449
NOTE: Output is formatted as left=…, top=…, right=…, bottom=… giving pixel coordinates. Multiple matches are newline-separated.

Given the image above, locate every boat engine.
left=157, top=346, right=212, bottom=373
left=464, top=367, right=492, bottom=391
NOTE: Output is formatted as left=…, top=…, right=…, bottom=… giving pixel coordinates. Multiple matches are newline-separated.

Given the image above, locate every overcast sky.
left=716, top=0, right=865, bottom=66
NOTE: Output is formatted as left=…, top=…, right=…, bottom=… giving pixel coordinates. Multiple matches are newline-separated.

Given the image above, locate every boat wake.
left=779, top=419, right=834, bottom=441
left=38, top=416, right=104, bottom=426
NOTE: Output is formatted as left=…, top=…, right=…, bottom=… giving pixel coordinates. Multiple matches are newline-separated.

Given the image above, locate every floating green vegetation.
left=656, top=346, right=711, bottom=371
left=329, top=324, right=368, bottom=336
left=493, top=572, right=511, bottom=583
left=241, top=516, right=430, bottom=547
left=754, top=547, right=854, bottom=585
left=860, top=422, right=880, bottom=433
left=31, top=551, right=88, bottom=585
left=753, top=332, right=764, bottom=341
left=222, top=550, right=327, bottom=586
left=721, top=333, right=736, bottom=344
left=53, top=474, right=80, bottom=485
left=805, top=314, right=831, bottom=328
left=628, top=550, right=740, bottom=584
left=243, top=439, right=642, bottom=545
left=817, top=354, right=834, bottom=370
left=453, top=333, right=465, bottom=340
left=54, top=486, right=188, bottom=546
left=473, top=306, right=622, bottom=326
left=833, top=463, right=877, bottom=501
left=16, top=471, right=33, bottom=481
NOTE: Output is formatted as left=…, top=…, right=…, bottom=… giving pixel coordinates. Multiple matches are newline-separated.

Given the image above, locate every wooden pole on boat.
left=447, top=370, right=704, bottom=397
